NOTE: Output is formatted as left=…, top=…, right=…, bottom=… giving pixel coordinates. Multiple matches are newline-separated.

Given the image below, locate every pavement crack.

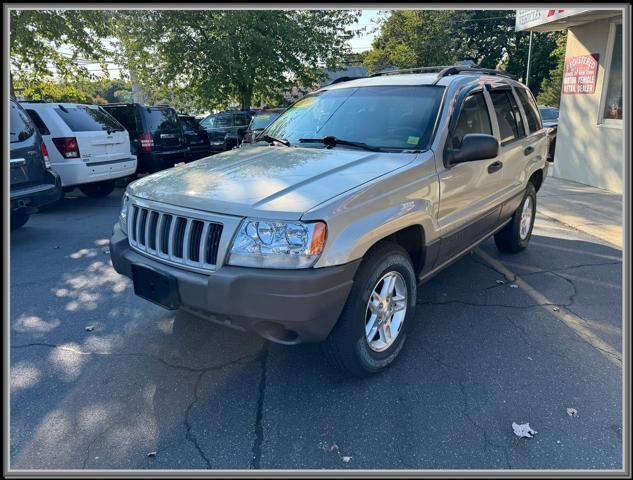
left=250, top=345, right=269, bottom=470
left=82, top=422, right=117, bottom=469
left=183, top=371, right=213, bottom=469
left=421, top=343, right=512, bottom=469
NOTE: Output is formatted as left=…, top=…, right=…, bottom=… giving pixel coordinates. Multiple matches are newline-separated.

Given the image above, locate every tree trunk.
left=10, top=71, right=15, bottom=98
left=239, top=83, right=253, bottom=110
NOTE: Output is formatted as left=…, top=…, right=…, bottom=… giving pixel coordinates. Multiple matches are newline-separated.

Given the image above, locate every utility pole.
left=526, top=30, right=533, bottom=88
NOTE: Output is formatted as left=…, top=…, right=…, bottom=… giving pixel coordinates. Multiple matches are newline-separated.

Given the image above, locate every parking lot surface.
left=10, top=184, right=623, bottom=470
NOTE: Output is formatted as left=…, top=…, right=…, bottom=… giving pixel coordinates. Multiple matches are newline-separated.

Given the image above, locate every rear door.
left=53, top=105, right=129, bottom=164
left=10, top=101, right=47, bottom=188
left=488, top=86, right=532, bottom=200
left=143, top=107, right=185, bottom=151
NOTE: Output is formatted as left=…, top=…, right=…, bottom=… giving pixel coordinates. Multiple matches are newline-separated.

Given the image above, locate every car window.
left=199, top=115, right=216, bottom=128
left=250, top=112, right=282, bottom=130
left=539, top=107, right=559, bottom=121
left=263, top=85, right=445, bottom=151
left=515, top=88, right=542, bottom=133
left=25, top=109, right=51, bottom=135
left=450, top=92, right=492, bottom=148
left=144, top=108, right=180, bottom=131
left=180, top=117, right=199, bottom=133
left=103, top=106, right=139, bottom=132
left=490, top=90, right=525, bottom=144
left=10, top=102, right=35, bottom=143
left=233, top=113, right=251, bottom=126
left=55, top=105, right=125, bottom=133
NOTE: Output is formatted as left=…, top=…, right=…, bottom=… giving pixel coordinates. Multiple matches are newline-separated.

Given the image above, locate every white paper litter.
left=512, top=422, right=537, bottom=438
left=147, top=451, right=157, bottom=457
left=566, top=408, right=578, bottom=417
left=510, top=284, right=519, bottom=289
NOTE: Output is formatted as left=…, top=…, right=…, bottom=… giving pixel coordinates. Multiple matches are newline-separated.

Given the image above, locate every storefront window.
left=603, top=23, right=622, bottom=121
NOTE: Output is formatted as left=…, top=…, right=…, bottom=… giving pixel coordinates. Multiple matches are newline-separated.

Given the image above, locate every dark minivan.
left=10, top=99, right=62, bottom=230
left=178, top=114, right=213, bottom=162
left=102, top=103, right=187, bottom=173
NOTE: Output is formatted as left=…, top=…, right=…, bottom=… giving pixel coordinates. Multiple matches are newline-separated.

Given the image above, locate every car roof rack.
left=370, top=66, right=452, bottom=77
left=436, top=65, right=518, bottom=80
left=328, top=76, right=365, bottom=85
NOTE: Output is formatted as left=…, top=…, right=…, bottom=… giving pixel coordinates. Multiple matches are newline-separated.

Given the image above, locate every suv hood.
left=128, top=146, right=417, bottom=219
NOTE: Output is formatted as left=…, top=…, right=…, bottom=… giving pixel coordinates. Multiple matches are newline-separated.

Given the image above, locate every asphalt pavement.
left=10, top=181, right=623, bottom=470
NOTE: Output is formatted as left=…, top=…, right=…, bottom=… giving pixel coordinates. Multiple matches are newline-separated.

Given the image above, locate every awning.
left=515, top=8, right=622, bottom=32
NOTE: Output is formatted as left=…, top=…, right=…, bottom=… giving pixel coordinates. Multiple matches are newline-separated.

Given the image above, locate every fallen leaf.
left=566, top=408, right=578, bottom=417
left=510, top=284, right=519, bottom=289
left=512, top=422, right=537, bottom=438
left=147, top=451, right=157, bottom=457
left=85, top=326, right=95, bottom=332
left=330, top=443, right=339, bottom=452
left=553, top=306, right=560, bottom=312
left=527, top=356, right=533, bottom=361
left=53, top=246, right=60, bottom=249
left=342, top=456, right=352, bottom=463
left=496, top=280, right=505, bottom=285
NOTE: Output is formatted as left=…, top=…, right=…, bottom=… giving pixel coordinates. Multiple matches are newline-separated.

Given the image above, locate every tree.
left=114, top=10, right=360, bottom=110
left=537, top=32, right=567, bottom=107
left=363, top=10, right=564, bottom=96
left=9, top=10, right=113, bottom=93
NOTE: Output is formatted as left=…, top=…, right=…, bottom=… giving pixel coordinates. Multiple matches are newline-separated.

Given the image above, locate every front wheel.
left=494, top=182, right=537, bottom=253
left=79, top=180, right=116, bottom=198
left=322, top=242, right=417, bottom=377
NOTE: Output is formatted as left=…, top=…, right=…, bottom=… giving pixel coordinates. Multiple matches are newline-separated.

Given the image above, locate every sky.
left=349, top=9, right=383, bottom=53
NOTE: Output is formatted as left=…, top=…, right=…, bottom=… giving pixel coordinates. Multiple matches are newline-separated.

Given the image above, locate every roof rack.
left=371, top=66, right=452, bottom=77
left=437, top=65, right=518, bottom=80
left=328, top=76, right=364, bottom=85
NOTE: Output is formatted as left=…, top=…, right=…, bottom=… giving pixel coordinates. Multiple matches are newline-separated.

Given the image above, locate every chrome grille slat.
left=127, top=201, right=223, bottom=273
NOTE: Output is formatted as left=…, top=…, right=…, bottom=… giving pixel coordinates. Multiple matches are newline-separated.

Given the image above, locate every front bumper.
left=110, top=223, right=360, bottom=344
left=10, top=170, right=62, bottom=211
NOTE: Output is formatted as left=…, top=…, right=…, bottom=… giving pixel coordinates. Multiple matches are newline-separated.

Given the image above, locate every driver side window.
left=450, top=92, right=492, bottom=148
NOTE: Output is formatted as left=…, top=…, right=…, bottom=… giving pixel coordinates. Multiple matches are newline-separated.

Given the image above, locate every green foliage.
left=10, top=9, right=114, bottom=86
left=18, top=80, right=94, bottom=103
left=363, top=10, right=564, bottom=96
left=537, top=32, right=567, bottom=107
left=113, top=10, right=360, bottom=110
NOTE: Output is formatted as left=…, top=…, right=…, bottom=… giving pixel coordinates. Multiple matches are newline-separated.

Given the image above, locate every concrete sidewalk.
left=538, top=175, right=624, bottom=249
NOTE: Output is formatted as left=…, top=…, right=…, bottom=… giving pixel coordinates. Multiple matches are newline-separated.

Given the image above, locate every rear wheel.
left=494, top=182, right=536, bottom=253
left=79, top=180, right=116, bottom=198
left=11, top=210, right=30, bottom=230
left=323, top=242, right=416, bottom=377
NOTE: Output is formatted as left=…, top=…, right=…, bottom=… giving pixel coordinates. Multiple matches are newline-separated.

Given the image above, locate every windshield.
left=199, top=114, right=216, bottom=129
left=262, top=85, right=445, bottom=151
left=145, top=108, right=179, bottom=131
left=250, top=112, right=282, bottom=130
left=539, top=107, right=559, bottom=121
left=10, top=101, right=34, bottom=143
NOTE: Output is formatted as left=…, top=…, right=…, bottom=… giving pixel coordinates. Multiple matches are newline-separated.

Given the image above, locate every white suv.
left=21, top=102, right=137, bottom=197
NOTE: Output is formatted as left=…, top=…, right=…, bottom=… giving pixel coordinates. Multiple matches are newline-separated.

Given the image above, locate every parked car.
left=10, top=99, right=62, bottom=230
left=102, top=103, right=187, bottom=173
left=241, top=108, right=285, bottom=144
left=178, top=114, right=213, bottom=162
left=110, top=65, right=548, bottom=376
left=199, top=110, right=253, bottom=152
left=539, top=106, right=559, bottom=162
left=21, top=101, right=137, bottom=197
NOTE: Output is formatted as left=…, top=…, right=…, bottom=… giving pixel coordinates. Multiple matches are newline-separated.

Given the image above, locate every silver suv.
left=110, top=65, right=548, bottom=376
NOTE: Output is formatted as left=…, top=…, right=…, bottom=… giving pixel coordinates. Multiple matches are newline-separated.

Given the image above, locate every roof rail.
left=328, top=76, right=364, bottom=85
left=437, top=65, right=518, bottom=80
left=371, top=66, right=453, bottom=77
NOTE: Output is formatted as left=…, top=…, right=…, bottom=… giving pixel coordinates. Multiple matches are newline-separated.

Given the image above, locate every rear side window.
left=250, top=112, right=282, bottom=130
left=104, top=106, right=139, bottom=132
left=450, top=92, right=492, bottom=148
left=10, top=102, right=34, bottom=143
left=55, top=106, right=125, bottom=132
left=490, top=90, right=526, bottom=144
left=515, top=88, right=542, bottom=133
left=179, top=117, right=198, bottom=132
left=144, top=108, right=179, bottom=131
left=25, top=109, right=50, bottom=135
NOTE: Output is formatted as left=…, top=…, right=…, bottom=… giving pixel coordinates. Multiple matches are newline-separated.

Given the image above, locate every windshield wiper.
left=259, top=134, right=290, bottom=147
left=298, top=136, right=380, bottom=152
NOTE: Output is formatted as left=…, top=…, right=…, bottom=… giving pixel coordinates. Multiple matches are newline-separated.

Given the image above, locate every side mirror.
left=444, top=133, right=499, bottom=167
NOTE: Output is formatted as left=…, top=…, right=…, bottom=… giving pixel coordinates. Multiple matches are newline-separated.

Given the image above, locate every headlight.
left=119, top=193, right=130, bottom=234
left=228, top=219, right=327, bottom=269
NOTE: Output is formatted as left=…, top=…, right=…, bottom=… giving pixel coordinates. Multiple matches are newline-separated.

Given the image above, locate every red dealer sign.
left=562, top=54, right=600, bottom=94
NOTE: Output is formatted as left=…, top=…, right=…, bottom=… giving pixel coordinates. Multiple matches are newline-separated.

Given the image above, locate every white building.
left=516, top=8, right=625, bottom=193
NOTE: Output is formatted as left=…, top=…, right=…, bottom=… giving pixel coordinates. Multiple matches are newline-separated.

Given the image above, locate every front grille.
left=128, top=204, right=223, bottom=271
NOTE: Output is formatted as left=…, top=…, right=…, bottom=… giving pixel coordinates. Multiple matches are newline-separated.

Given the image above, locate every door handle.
left=487, top=161, right=503, bottom=174
left=524, top=146, right=534, bottom=156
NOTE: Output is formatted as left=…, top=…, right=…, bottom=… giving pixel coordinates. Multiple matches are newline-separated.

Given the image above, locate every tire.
left=11, top=210, right=30, bottom=231
left=494, top=182, right=537, bottom=253
left=322, top=242, right=417, bottom=377
left=79, top=180, right=116, bottom=198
